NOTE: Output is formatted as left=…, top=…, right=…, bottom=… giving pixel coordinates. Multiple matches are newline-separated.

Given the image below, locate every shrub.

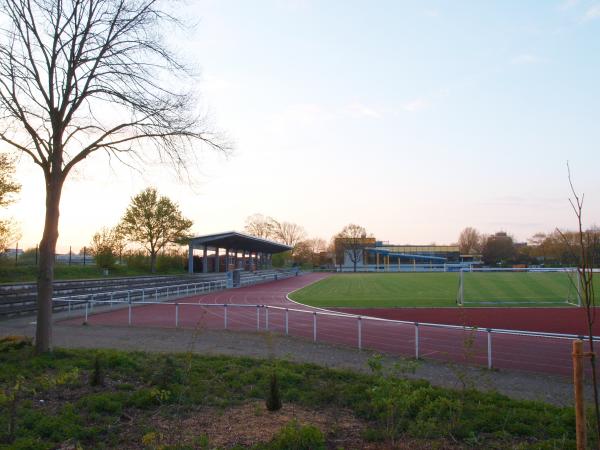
left=156, top=252, right=186, bottom=272
left=0, top=336, right=32, bottom=352
left=77, top=392, right=124, bottom=415
left=151, top=355, right=183, bottom=388
left=124, top=251, right=148, bottom=270
left=90, top=354, right=104, bottom=387
left=267, top=420, right=325, bottom=450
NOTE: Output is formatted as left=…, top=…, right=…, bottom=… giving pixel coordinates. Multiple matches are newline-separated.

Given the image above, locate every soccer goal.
left=456, top=268, right=582, bottom=307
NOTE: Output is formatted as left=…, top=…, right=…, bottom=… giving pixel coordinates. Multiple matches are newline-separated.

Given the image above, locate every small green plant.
left=152, top=355, right=183, bottom=389
left=267, top=420, right=325, bottom=450
left=193, top=434, right=210, bottom=450
left=0, top=376, right=25, bottom=443
left=90, top=354, right=104, bottom=387
left=266, top=370, right=282, bottom=412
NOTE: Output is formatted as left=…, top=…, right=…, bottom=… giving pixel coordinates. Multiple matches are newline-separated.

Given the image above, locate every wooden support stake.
left=573, top=339, right=586, bottom=450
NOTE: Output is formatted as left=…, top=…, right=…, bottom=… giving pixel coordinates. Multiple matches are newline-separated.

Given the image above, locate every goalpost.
left=456, top=267, right=582, bottom=307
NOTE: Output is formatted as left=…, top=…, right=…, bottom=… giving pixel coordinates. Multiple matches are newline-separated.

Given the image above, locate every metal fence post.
left=155, top=288, right=158, bottom=301
left=142, top=289, right=145, bottom=302
left=224, top=304, right=228, bottom=330
left=313, top=312, right=317, bottom=343
left=85, top=302, right=88, bottom=322
left=128, top=300, right=132, bottom=326
left=110, top=292, right=114, bottom=308
left=415, top=322, right=419, bottom=359
left=175, top=303, right=179, bottom=328
left=487, top=329, right=492, bottom=369
left=285, top=308, right=289, bottom=335
left=265, top=306, right=269, bottom=331
left=256, top=305, right=260, bottom=331
left=358, top=316, right=362, bottom=350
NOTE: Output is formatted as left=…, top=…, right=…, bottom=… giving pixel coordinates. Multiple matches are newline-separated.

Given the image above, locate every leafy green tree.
left=481, top=232, right=515, bottom=266
left=89, top=227, right=121, bottom=269
left=119, top=188, right=192, bottom=273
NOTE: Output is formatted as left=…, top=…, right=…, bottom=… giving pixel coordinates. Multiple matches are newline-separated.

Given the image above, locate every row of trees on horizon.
left=2, top=181, right=599, bottom=271
left=2, top=151, right=598, bottom=271
left=458, top=226, right=600, bottom=267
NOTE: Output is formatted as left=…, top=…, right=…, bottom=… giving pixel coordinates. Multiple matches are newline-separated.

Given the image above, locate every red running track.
left=334, top=307, right=600, bottom=336
left=60, top=273, right=594, bottom=377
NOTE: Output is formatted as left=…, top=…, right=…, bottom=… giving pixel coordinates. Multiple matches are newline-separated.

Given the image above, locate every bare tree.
left=306, top=237, right=327, bottom=255
left=0, top=0, right=229, bottom=352
left=292, top=237, right=327, bottom=266
left=244, top=214, right=274, bottom=239
left=557, top=164, right=599, bottom=442
left=270, top=219, right=306, bottom=249
left=458, top=227, right=482, bottom=255
left=335, top=224, right=369, bottom=272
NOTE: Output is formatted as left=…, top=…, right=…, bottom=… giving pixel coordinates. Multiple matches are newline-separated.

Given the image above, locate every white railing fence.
left=52, top=269, right=300, bottom=313
left=52, top=295, right=599, bottom=376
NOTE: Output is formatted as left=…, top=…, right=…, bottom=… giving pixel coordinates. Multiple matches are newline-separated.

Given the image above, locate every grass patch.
left=0, top=342, right=584, bottom=449
left=290, top=273, right=590, bottom=308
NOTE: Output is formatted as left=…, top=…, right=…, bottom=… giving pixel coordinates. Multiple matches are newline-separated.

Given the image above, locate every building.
left=187, top=231, right=292, bottom=273
left=336, top=238, right=474, bottom=271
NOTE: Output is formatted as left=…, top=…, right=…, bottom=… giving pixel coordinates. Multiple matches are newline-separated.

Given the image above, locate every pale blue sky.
left=7, top=0, right=600, bottom=251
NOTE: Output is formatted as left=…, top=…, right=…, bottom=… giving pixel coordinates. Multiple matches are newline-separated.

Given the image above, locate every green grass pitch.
left=289, top=272, right=587, bottom=308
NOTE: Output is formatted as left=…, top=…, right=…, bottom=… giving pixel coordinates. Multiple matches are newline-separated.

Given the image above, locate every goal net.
left=456, top=268, right=581, bottom=307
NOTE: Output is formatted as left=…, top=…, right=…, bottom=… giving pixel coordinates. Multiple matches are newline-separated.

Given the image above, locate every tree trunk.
left=35, top=176, right=64, bottom=353
left=150, top=251, right=157, bottom=273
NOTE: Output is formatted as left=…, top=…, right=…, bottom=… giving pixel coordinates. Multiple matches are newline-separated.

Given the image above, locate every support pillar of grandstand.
left=188, top=243, right=194, bottom=274
left=215, top=248, right=219, bottom=273
left=202, top=245, right=208, bottom=273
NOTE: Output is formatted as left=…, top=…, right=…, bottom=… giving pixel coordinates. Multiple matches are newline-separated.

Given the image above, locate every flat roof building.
left=335, top=238, right=473, bottom=271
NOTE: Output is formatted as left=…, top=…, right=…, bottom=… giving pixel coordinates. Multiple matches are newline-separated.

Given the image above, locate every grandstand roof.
left=188, top=231, right=292, bottom=254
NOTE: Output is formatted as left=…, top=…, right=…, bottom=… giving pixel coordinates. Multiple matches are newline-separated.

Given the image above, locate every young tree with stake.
left=557, top=165, right=599, bottom=444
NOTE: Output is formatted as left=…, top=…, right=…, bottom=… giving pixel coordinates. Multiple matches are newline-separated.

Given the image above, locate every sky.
left=4, top=0, right=600, bottom=253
